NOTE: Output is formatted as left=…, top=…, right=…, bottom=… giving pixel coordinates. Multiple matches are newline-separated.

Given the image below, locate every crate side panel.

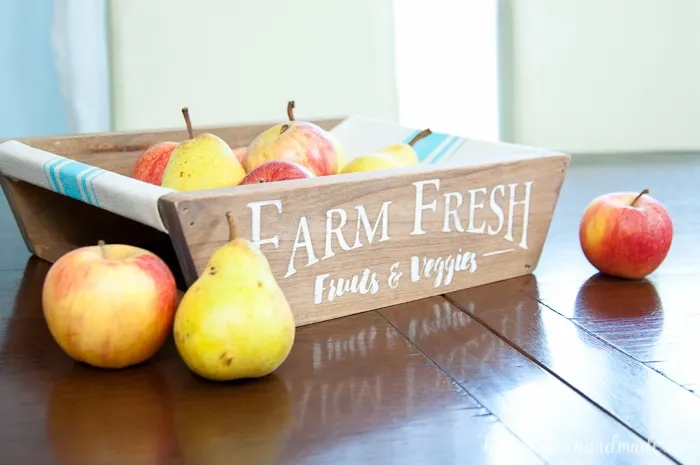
left=169, top=155, right=570, bottom=326
left=0, top=177, right=187, bottom=288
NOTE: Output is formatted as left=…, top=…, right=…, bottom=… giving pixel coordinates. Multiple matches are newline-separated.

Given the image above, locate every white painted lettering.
left=322, top=208, right=353, bottom=260
left=504, top=181, right=533, bottom=249
left=411, top=179, right=440, bottom=236
left=246, top=199, right=282, bottom=249
left=387, top=262, right=403, bottom=289
left=285, top=216, right=319, bottom=278
left=488, top=185, right=505, bottom=235
left=313, top=268, right=380, bottom=304
left=442, top=192, right=464, bottom=233
left=410, top=247, right=478, bottom=288
left=466, top=188, right=487, bottom=233
left=353, top=202, right=392, bottom=249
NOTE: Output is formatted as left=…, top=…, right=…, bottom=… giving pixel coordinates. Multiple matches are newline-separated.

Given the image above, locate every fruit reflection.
left=46, top=364, right=175, bottom=465
left=574, top=273, right=663, bottom=320
left=173, top=374, right=293, bottom=465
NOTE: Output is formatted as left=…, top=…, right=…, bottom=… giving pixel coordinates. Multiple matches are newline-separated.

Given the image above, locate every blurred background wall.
left=0, top=0, right=698, bottom=155
left=501, top=0, right=700, bottom=154
left=0, top=0, right=70, bottom=138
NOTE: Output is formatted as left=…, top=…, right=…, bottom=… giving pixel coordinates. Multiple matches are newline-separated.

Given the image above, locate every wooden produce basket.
left=0, top=115, right=570, bottom=326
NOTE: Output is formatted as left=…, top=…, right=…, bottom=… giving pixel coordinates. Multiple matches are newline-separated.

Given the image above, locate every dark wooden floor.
left=1, top=152, right=699, bottom=464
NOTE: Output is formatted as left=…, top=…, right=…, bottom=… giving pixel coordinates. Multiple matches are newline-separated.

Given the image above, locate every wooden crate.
left=0, top=117, right=570, bottom=326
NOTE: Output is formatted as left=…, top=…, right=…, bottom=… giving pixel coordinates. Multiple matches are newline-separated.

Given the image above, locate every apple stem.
left=97, top=240, right=107, bottom=259
left=225, top=212, right=237, bottom=242
left=631, top=188, right=650, bottom=207
left=408, top=128, right=432, bottom=147
left=182, top=107, right=194, bottom=139
left=287, top=101, right=296, bottom=121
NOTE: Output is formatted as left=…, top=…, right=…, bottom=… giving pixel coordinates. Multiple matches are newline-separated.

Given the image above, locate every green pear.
left=173, top=212, right=296, bottom=382
left=161, top=108, right=246, bottom=191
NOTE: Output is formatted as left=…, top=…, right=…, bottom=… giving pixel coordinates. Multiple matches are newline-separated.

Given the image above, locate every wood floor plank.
left=0, top=261, right=545, bottom=465
left=444, top=274, right=700, bottom=465
left=379, top=295, right=672, bottom=465
left=530, top=273, right=700, bottom=394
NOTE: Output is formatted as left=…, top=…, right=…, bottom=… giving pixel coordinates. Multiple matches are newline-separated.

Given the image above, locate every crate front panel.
left=168, top=155, right=569, bottom=325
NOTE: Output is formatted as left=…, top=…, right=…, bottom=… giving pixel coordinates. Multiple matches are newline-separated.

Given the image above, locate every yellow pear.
left=173, top=213, right=296, bottom=382
left=376, top=128, right=432, bottom=167
left=339, top=152, right=403, bottom=174
left=161, top=108, right=246, bottom=191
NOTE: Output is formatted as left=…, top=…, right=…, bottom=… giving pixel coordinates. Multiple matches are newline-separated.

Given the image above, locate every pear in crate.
left=376, top=128, right=432, bottom=167
left=340, top=152, right=403, bottom=174
left=339, top=128, right=433, bottom=174
left=161, top=108, right=246, bottom=191
left=173, top=213, right=296, bottom=382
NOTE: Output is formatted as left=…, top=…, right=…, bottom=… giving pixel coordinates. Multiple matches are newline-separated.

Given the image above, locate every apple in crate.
left=232, top=146, right=247, bottom=164
left=242, top=100, right=347, bottom=176
left=132, top=141, right=178, bottom=185
left=240, top=160, right=315, bottom=185
left=42, top=241, right=178, bottom=369
left=579, top=188, right=673, bottom=280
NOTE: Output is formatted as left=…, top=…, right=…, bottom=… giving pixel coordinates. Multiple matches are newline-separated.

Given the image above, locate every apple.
left=42, top=241, right=178, bottom=369
left=239, top=159, right=315, bottom=185
left=232, top=146, right=247, bottom=165
left=579, top=188, right=673, bottom=280
left=132, top=141, right=178, bottom=185
left=242, top=100, right=347, bottom=176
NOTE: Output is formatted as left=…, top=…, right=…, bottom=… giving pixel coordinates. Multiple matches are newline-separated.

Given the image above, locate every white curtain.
left=51, top=0, right=112, bottom=134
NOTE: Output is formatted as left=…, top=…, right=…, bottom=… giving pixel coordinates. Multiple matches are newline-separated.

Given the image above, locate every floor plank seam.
left=375, top=307, right=549, bottom=464
left=441, top=293, right=680, bottom=464
left=521, top=289, right=697, bottom=396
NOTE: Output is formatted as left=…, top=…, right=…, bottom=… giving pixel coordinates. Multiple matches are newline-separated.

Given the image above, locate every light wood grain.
left=161, top=155, right=570, bottom=326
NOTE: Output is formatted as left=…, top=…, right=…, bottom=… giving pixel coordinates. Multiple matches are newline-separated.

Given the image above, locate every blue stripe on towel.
left=44, top=160, right=106, bottom=206
left=43, top=158, right=72, bottom=192
left=402, top=130, right=450, bottom=163
left=85, top=168, right=105, bottom=207
left=430, top=136, right=463, bottom=164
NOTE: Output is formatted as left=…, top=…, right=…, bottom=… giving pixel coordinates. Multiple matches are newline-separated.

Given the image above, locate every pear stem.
left=97, top=240, right=108, bottom=259
left=182, top=107, right=194, bottom=139
left=630, top=188, right=650, bottom=207
left=287, top=101, right=296, bottom=121
left=225, top=212, right=237, bottom=242
left=408, top=128, right=432, bottom=147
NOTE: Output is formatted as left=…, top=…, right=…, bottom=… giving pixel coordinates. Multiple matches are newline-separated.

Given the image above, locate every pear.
left=173, top=212, right=296, bottom=382
left=376, top=128, right=432, bottom=167
left=339, top=152, right=403, bottom=174
left=161, top=108, right=246, bottom=191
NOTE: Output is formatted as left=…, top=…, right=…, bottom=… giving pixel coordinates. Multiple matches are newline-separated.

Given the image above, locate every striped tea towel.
left=0, top=140, right=174, bottom=233
left=329, top=116, right=560, bottom=167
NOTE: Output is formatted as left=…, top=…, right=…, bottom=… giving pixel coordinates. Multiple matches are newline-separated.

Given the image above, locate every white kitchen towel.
left=0, top=140, right=174, bottom=233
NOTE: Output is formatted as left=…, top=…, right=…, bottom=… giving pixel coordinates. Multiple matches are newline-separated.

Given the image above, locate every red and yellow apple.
left=132, top=141, right=178, bottom=185
left=240, top=160, right=315, bottom=185
left=233, top=146, right=247, bottom=165
left=242, top=101, right=347, bottom=176
left=579, top=188, right=673, bottom=280
left=42, top=241, right=178, bottom=369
